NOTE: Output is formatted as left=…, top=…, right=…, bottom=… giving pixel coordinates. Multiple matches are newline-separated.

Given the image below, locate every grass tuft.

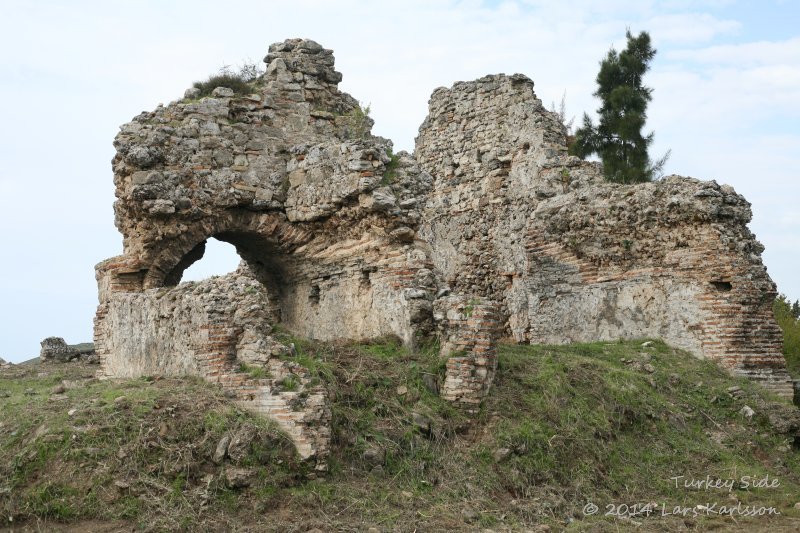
left=190, top=62, right=263, bottom=99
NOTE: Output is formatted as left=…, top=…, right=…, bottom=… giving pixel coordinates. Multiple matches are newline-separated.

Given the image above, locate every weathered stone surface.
left=434, top=295, right=501, bottom=409
left=227, top=424, right=257, bottom=463
left=411, top=412, right=432, bottom=434
left=96, top=265, right=331, bottom=466
left=95, top=38, right=792, bottom=472
left=39, top=338, right=96, bottom=364
left=415, top=73, right=792, bottom=398
left=40, top=337, right=77, bottom=363
left=95, top=40, right=441, bottom=468
left=224, top=467, right=255, bottom=488
left=213, top=435, right=231, bottom=464
left=211, top=87, right=234, bottom=98
left=362, top=446, right=385, bottom=467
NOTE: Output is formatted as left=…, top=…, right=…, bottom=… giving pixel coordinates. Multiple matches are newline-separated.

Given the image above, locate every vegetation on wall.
left=550, top=91, right=575, bottom=145
left=191, top=62, right=264, bottom=98
left=340, top=102, right=372, bottom=140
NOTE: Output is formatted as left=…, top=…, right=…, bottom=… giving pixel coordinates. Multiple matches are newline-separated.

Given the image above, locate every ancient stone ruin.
left=40, top=337, right=97, bottom=364
left=95, top=38, right=793, bottom=468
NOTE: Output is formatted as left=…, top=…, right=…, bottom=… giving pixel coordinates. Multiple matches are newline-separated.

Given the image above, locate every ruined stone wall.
left=101, top=39, right=438, bottom=341
left=525, top=176, right=790, bottom=393
left=416, top=74, right=792, bottom=397
left=95, top=39, right=440, bottom=464
left=96, top=39, right=792, bottom=466
left=434, top=296, right=500, bottom=410
left=416, top=74, right=600, bottom=300
left=95, top=266, right=329, bottom=466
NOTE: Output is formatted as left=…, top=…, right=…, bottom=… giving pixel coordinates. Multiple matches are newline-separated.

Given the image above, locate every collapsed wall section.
left=434, top=296, right=500, bottom=410
left=527, top=178, right=790, bottom=394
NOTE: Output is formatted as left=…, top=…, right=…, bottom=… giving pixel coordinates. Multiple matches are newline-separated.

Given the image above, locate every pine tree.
left=570, top=30, right=669, bottom=183
left=792, top=299, right=800, bottom=320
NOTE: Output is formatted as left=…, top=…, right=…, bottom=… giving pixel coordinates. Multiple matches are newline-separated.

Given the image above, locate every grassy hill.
left=1, top=338, right=799, bottom=531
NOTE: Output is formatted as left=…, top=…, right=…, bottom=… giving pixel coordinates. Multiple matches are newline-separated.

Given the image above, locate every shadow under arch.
left=141, top=212, right=314, bottom=290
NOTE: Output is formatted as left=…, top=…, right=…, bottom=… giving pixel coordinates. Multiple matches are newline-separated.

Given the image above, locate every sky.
left=0, top=0, right=798, bottom=362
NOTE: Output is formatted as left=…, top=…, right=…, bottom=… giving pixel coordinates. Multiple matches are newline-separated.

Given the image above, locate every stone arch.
left=141, top=212, right=311, bottom=290
left=94, top=212, right=334, bottom=466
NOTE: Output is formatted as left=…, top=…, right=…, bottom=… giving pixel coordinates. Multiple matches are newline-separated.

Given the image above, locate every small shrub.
left=550, top=91, right=574, bottom=136
left=381, top=149, right=401, bottom=185
left=774, top=294, right=800, bottom=376
left=340, top=103, right=372, bottom=140
left=238, top=363, right=270, bottom=380
left=191, top=61, right=264, bottom=98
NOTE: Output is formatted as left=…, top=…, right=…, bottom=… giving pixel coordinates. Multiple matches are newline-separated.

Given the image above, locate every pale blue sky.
left=0, top=0, right=797, bottom=362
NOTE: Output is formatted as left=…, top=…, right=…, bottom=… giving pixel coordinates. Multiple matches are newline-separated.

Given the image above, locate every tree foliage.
left=774, top=294, right=800, bottom=377
left=570, top=30, right=669, bottom=183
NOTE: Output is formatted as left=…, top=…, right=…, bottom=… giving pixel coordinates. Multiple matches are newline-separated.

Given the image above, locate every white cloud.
left=667, top=36, right=800, bottom=65
left=645, top=13, right=740, bottom=44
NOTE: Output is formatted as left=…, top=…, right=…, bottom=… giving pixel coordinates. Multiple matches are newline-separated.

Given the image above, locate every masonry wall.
left=96, top=37, right=793, bottom=470
left=434, top=296, right=501, bottom=411
left=94, top=268, right=330, bottom=466
left=524, top=179, right=791, bottom=396
left=416, top=74, right=793, bottom=397
left=94, top=39, right=447, bottom=464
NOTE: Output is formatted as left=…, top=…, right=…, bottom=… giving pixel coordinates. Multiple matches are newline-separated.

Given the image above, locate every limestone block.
left=40, top=337, right=77, bottom=363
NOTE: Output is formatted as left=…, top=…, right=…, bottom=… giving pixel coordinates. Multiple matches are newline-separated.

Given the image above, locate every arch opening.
left=180, top=238, right=242, bottom=283
left=146, top=224, right=406, bottom=345
left=162, top=230, right=290, bottom=290
left=160, top=230, right=299, bottom=328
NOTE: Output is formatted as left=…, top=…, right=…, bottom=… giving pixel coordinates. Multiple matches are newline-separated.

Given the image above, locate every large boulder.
left=40, top=337, right=77, bottom=363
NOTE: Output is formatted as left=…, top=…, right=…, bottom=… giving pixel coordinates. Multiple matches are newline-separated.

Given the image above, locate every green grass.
left=191, top=74, right=253, bottom=98
left=2, top=338, right=799, bottom=530
left=0, top=362, right=298, bottom=530
left=312, top=338, right=800, bottom=530
left=239, top=363, right=270, bottom=379
left=189, top=63, right=263, bottom=99
left=277, top=375, right=299, bottom=392
left=480, top=340, right=800, bottom=529
left=270, top=327, right=336, bottom=384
